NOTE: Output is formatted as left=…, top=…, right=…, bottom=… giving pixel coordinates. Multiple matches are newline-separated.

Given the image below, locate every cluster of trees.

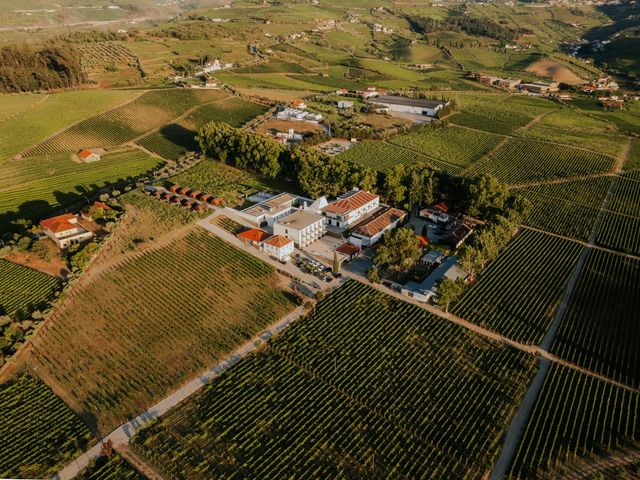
left=0, top=44, right=86, bottom=93
left=405, top=14, right=526, bottom=42
left=0, top=220, right=50, bottom=262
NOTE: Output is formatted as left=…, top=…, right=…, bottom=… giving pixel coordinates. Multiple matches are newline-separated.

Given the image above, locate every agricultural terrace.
left=0, top=149, right=163, bottom=229
left=465, top=138, right=616, bottom=185
left=594, top=213, right=640, bottom=256
left=509, top=364, right=640, bottom=479
left=23, top=89, right=227, bottom=156
left=132, top=280, right=537, bottom=479
left=0, top=90, right=139, bottom=162
left=514, top=176, right=611, bottom=240
left=0, top=259, right=60, bottom=317
left=78, top=454, right=145, bottom=480
left=388, top=125, right=505, bottom=168
left=0, top=373, right=93, bottom=479
left=453, top=229, right=583, bottom=344
left=27, top=228, right=296, bottom=431
left=552, top=250, right=640, bottom=389
left=137, top=97, right=267, bottom=160
left=518, top=109, right=629, bottom=157
left=337, top=141, right=462, bottom=175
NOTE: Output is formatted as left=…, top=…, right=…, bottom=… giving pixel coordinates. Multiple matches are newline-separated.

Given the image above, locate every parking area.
left=292, top=254, right=335, bottom=284
left=303, top=234, right=346, bottom=263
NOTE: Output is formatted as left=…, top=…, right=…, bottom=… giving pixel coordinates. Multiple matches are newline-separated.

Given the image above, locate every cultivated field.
left=77, top=454, right=144, bottom=480
left=0, top=260, right=60, bottom=317
left=453, top=229, right=583, bottom=344
left=0, top=373, right=93, bottom=479
left=466, top=138, right=616, bottom=184
left=608, top=173, right=640, bottom=218
left=26, top=228, right=296, bottom=431
left=594, top=211, right=640, bottom=255
left=132, top=280, right=537, bottom=479
left=509, top=364, right=640, bottom=479
left=0, top=149, right=163, bottom=229
left=552, top=250, right=640, bottom=388
left=525, top=58, right=585, bottom=85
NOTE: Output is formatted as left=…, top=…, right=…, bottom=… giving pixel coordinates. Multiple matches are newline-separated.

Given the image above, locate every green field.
left=466, top=138, right=616, bottom=185
left=594, top=211, right=640, bottom=255
left=0, top=373, right=93, bottom=479
left=509, top=364, right=640, bottom=479
left=608, top=173, right=640, bottom=218
left=0, top=259, right=60, bottom=317
left=28, top=228, right=296, bottom=431
left=0, top=149, right=163, bottom=228
left=453, top=229, right=583, bottom=344
left=23, top=89, right=226, bottom=156
left=132, top=280, right=536, bottom=479
left=338, top=141, right=462, bottom=174
left=625, top=139, right=640, bottom=170
left=78, top=455, right=145, bottom=480
left=552, top=250, right=640, bottom=388
left=389, top=125, right=505, bottom=168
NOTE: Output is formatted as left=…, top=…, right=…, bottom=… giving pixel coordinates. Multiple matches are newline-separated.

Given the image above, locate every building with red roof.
left=236, top=228, right=270, bottom=246
left=349, top=206, right=406, bottom=247
left=78, top=149, right=101, bottom=163
left=322, top=189, right=379, bottom=228
left=40, top=213, right=93, bottom=249
left=263, top=235, right=294, bottom=262
left=336, top=242, right=360, bottom=261
left=80, top=201, right=112, bottom=220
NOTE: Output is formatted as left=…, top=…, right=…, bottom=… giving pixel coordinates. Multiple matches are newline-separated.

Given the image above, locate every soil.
left=6, top=239, right=70, bottom=280
left=526, top=59, right=586, bottom=85
left=256, top=118, right=324, bottom=135
left=236, top=87, right=316, bottom=101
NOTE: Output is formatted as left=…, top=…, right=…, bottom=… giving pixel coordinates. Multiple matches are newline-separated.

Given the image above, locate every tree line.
left=0, top=44, right=86, bottom=93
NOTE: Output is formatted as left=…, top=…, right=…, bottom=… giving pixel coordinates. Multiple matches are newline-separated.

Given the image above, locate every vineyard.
left=132, top=279, right=537, bottom=479
left=78, top=454, right=145, bottom=480
left=0, top=373, right=93, bottom=479
left=624, top=139, right=640, bottom=170
left=509, top=364, right=640, bottom=479
left=337, top=141, right=462, bottom=175
left=465, top=138, right=616, bottom=184
left=389, top=125, right=505, bottom=168
left=77, top=42, right=138, bottom=73
left=27, top=228, right=296, bottom=431
left=521, top=176, right=612, bottom=206
left=607, top=173, right=640, bottom=218
left=137, top=97, right=266, bottom=160
left=594, top=212, right=640, bottom=255
left=22, top=89, right=226, bottom=156
left=0, top=259, right=60, bottom=317
left=453, top=229, right=583, bottom=344
left=552, top=250, right=640, bottom=388
left=0, top=149, right=163, bottom=229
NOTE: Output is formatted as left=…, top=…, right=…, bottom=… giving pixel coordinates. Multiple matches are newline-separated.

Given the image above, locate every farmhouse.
left=263, top=235, right=295, bottom=262
left=238, top=192, right=311, bottom=227
left=322, top=189, right=379, bottom=228
left=402, top=256, right=467, bottom=303
left=336, top=242, right=360, bottom=262
left=337, top=100, right=353, bottom=109
left=356, top=86, right=386, bottom=99
left=40, top=213, right=93, bottom=249
left=274, top=210, right=326, bottom=248
left=479, top=74, right=500, bottom=85
left=498, top=78, right=522, bottom=90
left=349, top=206, right=407, bottom=247
left=237, top=228, right=270, bottom=246
left=292, top=99, right=307, bottom=109
left=368, top=95, right=448, bottom=117
left=78, top=149, right=101, bottom=163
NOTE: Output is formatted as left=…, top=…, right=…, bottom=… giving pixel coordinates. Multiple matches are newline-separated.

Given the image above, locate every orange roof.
left=40, top=213, right=77, bottom=233
left=93, top=201, right=112, bottom=210
left=78, top=149, right=95, bottom=159
left=237, top=228, right=270, bottom=243
left=264, top=235, right=293, bottom=248
left=351, top=207, right=406, bottom=238
left=417, top=235, right=430, bottom=248
left=292, top=99, right=305, bottom=106
left=431, top=201, right=449, bottom=213
left=336, top=243, right=359, bottom=256
left=323, top=190, right=379, bottom=215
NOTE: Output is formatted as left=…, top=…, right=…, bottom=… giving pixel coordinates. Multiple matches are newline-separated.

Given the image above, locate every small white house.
left=78, top=149, right=101, bottom=163
left=263, top=235, right=295, bottom=262
left=274, top=210, right=326, bottom=248
left=337, top=100, right=354, bottom=109
left=40, top=213, right=93, bottom=249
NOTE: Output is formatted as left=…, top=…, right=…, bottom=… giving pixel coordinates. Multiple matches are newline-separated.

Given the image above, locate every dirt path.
left=52, top=304, right=308, bottom=480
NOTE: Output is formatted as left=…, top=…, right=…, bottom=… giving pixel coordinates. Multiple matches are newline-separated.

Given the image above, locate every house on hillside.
left=368, top=95, right=449, bottom=117
left=348, top=206, right=406, bottom=247
left=356, top=86, right=386, bottom=99
left=78, top=149, right=101, bottom=163
left=274, top=210, right=326, bottom=248
left=263, top=235, right=295, bottom=262
left=498, top=78, right=521, bottom=90
left=322, top=189, right=379, bottom=228
left=40, top=213, right=93, bottom=249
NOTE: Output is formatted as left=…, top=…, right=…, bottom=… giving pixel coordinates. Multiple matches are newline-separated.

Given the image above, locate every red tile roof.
left=92, top=201, right=112, bottom=210
left=352, top=207, right=406, bottom=238
left=336, top=243, right=359, bottom=256
left=323, top=190, right=378, bottom=215
left=78, top=149, right=96, bottom=159
left=40, top=214, right=77, bottom=233
left=431, top=201, right=449, bottom=214
left=264, top=235, right=293, bottom=248
left=237, top=228, right=270, bottom=243
left=417, top=235, right=430, bottom=248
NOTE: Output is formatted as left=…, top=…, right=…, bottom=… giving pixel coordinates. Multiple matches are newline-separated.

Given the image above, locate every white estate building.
left=263, top=235, right=295, bottom=262
left=40, top=213, right=93, bottom=249
left=368, top=95, right=448, bottom=117
left=237, top=192, right=309, bottom=227
left=274, top=210, right=326, bottom=248
left=322, top=190, right=379, bottom=228
left=349, top=206, right=406, bottom=247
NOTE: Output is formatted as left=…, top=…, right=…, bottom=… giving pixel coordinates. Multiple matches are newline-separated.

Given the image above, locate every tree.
left=367, top=266, right=381, bottom=283
left=332, top=251, right=340, bottom=274
left=406, top=162, right=435, bottom=211
left=384, top=164, right=406, bottom=206
left=373, top=227, right=420, bottom=271
left=437, top=277, right=465, bottom=312
left=31, top=241, right=50, bottom=262
left=466, top=173, right=509, bottom=217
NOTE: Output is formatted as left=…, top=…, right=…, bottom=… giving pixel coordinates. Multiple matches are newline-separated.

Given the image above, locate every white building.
left=276, top=128, right=303, bottom=145
left=237, top=192, right=308, bottom=227
left=276, top=107, right=324, bottom=122
left=78, top=149, right=100, bottom=163
left=322, top=190, right=379, bottom=228
left=401, top=256, right=467, bottom=303
left=337, top=100, right=354, bottom=109
left=349, top=206, right=406, bottom=247
left=263, top=235, right=295, bottom=262
left=368, top=95, right=448, bottom=117
left=40, top=213, right=93, bottom=249
left=274, top=210, right=326, bottom=248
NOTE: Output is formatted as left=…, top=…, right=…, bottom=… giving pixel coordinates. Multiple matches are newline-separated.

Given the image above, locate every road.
left=53, top=304, right=307, bottom=480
